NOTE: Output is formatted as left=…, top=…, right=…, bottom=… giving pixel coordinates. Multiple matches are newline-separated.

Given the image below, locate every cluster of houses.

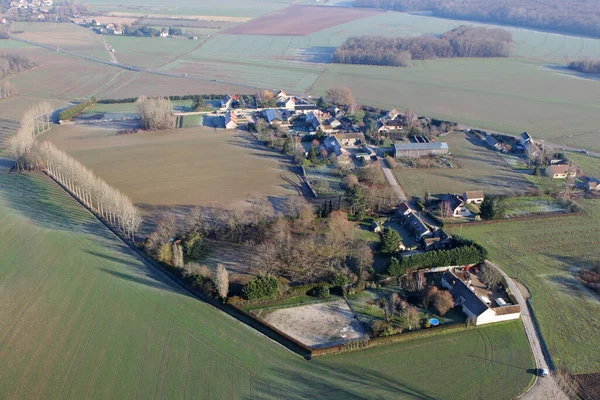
left=395, top=201, right=452, bottom=250
left=7, top=0, right=53, bottom=19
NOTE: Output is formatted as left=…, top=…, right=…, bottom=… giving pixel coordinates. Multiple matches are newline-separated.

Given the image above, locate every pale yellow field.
left=39, top=124, right=298, bottom=207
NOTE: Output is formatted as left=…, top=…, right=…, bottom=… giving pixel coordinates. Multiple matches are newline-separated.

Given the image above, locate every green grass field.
left=568, top=152, right=600, bottom=178
left=448, top=201, right=600, bottom=373
left=393, top=132, right=534, bottom=197
left=0, top=159, right=536, bottom=399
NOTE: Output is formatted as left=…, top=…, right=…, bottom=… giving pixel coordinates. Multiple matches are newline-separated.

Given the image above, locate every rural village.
left=1, top=0, right=599, bottom=399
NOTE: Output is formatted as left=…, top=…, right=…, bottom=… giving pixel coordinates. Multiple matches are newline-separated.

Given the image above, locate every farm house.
left=393, top=142, right=449, bottom=159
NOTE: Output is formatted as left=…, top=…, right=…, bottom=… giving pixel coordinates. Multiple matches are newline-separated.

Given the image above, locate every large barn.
left=393, top=142, right=449, bottom=158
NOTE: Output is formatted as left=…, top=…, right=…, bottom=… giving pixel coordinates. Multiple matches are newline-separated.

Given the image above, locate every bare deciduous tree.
left=215, top=264, right=229, bottom=300
left=172, top=242, right=184, bottom=268
left=136, top=96, right=176, bottom=131
left=325, top=87, right=354, bottom=107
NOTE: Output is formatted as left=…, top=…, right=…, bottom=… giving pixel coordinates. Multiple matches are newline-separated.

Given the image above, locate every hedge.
left=242, top=275, right=280, bottom=301
left=58, top=97, right=97, bottom=121
left=387, top=242, right=487, bottom=276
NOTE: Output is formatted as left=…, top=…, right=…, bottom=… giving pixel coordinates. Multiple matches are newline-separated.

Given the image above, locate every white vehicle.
left=481, top=295, right=492, bottom=305
left=495, top=298, right=507, bottom=307
left=540, top=368, right=549, bottom=377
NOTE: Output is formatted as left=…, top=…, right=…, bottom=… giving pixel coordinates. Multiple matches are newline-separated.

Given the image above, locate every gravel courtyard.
left=261, top=300, right=367, bottom=348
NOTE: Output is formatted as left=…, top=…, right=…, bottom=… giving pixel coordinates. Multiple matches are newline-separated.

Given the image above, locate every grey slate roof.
left=442, top=272, right=488, bottom=316
left=393, top=142, right=448, bottom=151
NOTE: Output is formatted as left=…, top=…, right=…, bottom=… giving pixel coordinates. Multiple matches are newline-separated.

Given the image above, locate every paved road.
left=379, top=157, right=407, bottom=201
left=486, top=261, right=568, bottom=400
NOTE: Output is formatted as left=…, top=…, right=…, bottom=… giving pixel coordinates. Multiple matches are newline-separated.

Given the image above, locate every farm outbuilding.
left=393, top=142, right=449, bottom=159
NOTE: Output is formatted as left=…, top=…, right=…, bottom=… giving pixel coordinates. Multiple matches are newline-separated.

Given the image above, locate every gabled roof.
left=264, top=109, right=283, bottom=123
left=548, top=164, right=573, bottom=175
left=398, top=201, right=413, bottom=214
left=393, top=142, right=448, bottom=151
left=441, top=194, right=465, bottom=212
left=464, top=190, right=484, bottom=200
left=520, top=132, right=532, bottom=143
left=405, top=212, right=430, bottom=237
left=442, top=272, right=488, bottom=316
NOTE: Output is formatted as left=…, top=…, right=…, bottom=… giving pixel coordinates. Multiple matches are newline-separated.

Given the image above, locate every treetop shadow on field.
left=99, top=267, right=190, bottom=297
left=245, top=362, right=436, bottom=400
left=0, top=170, right=111, bottom=238
left=294, top=46, right=336, bottom=63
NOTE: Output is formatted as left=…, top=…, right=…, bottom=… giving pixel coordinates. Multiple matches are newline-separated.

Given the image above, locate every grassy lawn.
left=503, top=196, right=569, bottom=217
left=393, top=132, right=534, bottom=198
left=0, top=158, right=535, bottom=399
left=568, top=152, right=600, bottom=178
left=448, top=200, right=600, bottom=373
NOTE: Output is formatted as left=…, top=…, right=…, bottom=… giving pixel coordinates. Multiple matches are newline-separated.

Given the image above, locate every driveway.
left=486, top=261, right=568, bottom=400
left=379, top=158, right=407, bottom=201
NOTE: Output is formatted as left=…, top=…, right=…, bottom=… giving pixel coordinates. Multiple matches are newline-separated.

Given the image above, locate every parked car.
left=540, top=368, right=549, bottom=377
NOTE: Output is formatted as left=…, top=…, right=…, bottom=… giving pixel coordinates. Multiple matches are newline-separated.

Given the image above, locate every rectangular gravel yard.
left=261, top=300, right=367, bottom=349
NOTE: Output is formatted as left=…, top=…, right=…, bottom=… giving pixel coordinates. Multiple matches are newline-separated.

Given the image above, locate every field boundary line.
left=39, top=171, right=262, bottom=374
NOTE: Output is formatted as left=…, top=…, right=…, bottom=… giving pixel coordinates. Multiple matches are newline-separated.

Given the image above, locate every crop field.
left=313, top=60, right=600, bottom=151
left=39, top=125, right=298, bottom=208
left=222, top=5, right=380, bottom=36
left=85, top=0, right=295, bottom=18
left=393, top=132, right=534, bottom=197
left=94, top=71, right=255, bottom=99
left=4, top=49, right=121, bottom=100
left=10, top=22, right=111, bottom=61
left=0, top=161, right=535, bottom=399
left=448, top=200, right=600, bottom=373
left=104, top=36, right=202, bottom=69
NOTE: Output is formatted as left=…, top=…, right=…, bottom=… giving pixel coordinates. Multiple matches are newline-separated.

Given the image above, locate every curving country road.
left=485, top=261, right=568, bottom=400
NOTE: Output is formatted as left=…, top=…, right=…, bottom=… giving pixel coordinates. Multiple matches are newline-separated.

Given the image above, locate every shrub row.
left=97, top=94, right=257, bottom=104
left=387, top=242, right=487, bottom=276
left=58, top=97, right=97, bottom=121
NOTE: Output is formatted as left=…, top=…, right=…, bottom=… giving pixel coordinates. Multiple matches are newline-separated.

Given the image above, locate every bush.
left=330, top=273, right=348, bottom=287
left=242, top=275, right=280, bottom=301
left=183, top=232, right=204, bottom=260
left=58, top=97, right=97, bottom=121
left=371, top=321, right=395, bottom=337
left=312, top=285, right=330, bottom=298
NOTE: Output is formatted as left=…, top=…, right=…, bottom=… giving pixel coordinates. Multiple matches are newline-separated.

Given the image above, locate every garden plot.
left=305, top=164, right=345, bottom=196
left=261, top=300, right=367, bottom=348
left=504, top=196, right=569, bottom=217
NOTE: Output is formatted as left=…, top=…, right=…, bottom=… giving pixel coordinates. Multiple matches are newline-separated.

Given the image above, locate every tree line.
left=333, top=26, right=512, bottom=67
left=568, top=59, right=600, bottom=74
left=0, top=54, right=36, bottom=79
left=9, top=103, right=143, bottom=241
left=354, top=0, right=600, bottom=38
left=58, top=97, right=97, bottom=121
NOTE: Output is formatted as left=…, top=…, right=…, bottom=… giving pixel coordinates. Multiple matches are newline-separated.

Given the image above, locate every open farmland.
left=104, top=36, right=203, bottom=69
left=94, top=71, right=255, bottom=99
left=0, top=159, right=536, bottom=399
left=393, top=132, right=534, bottom=197
left=84, top=0, right=294, bottom=18
left=222, top=5, right=380, bottom=36
left=3, top=48, right=121, bottom=100
left=312, top=60, right=600, bottom=151
left=448, top=201, right=600, bottom=373
left=38, top=125, right=298, bottom=207
left=10, top=22, right=111, bottom=61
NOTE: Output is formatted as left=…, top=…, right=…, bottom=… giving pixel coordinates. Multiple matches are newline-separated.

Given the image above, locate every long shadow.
left=0, top=171, right=108, bottom=237
left=250, top=363, right=438, bottom=400
left=99, top=267, right=189, bottom=297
